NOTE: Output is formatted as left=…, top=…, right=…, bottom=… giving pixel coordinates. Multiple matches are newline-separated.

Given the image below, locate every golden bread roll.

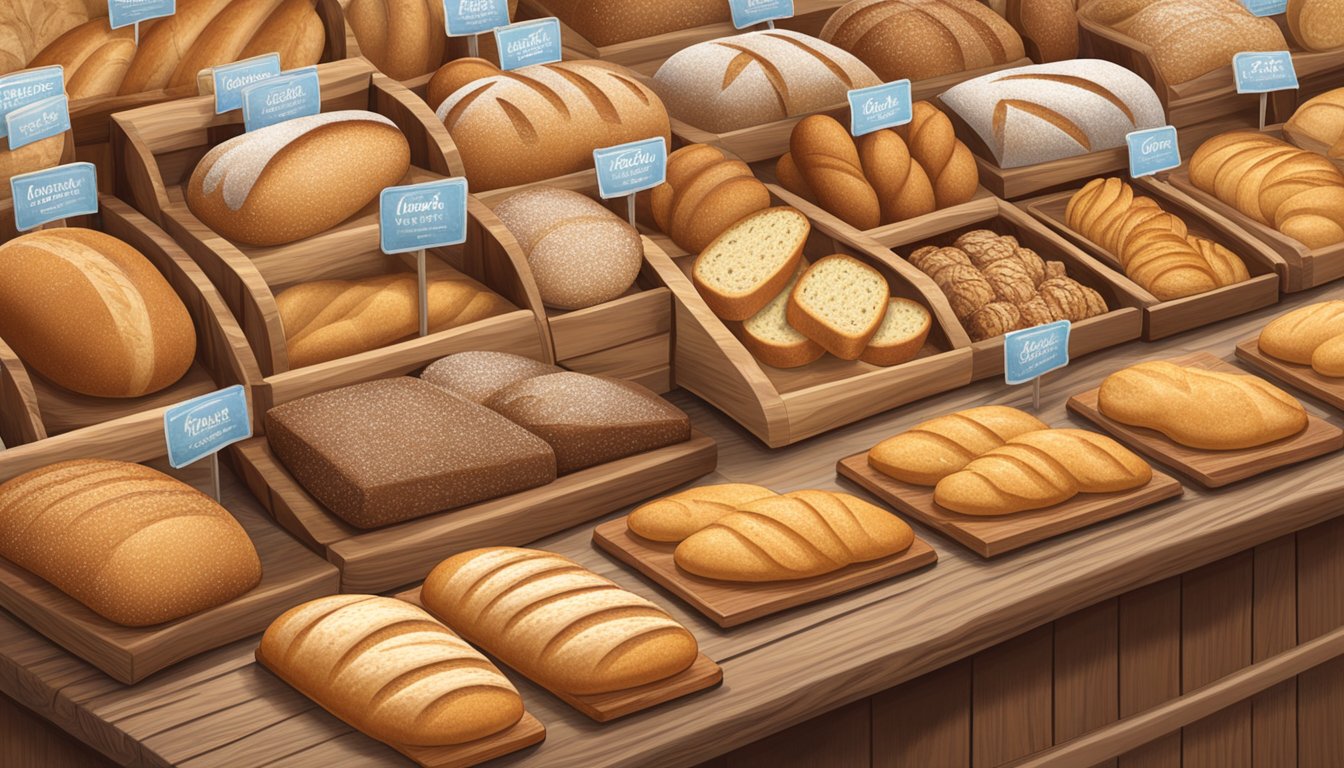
left=1287, top=0, right=1344, bottom=52
left=628, top=484, right=778, bottom=542
left=1258, top=301, right=1344, bottom=376
left=790, top=115, right=881, bottom=231
left=867, top=405, right=1049, bottom=485
left=346, top=0, right=446, bottom=80
left=856, top=129, right=936, bottom=224
left=896, top=101, right=979, bottom=209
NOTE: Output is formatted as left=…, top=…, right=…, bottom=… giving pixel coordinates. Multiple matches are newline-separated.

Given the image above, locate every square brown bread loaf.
left=265, top=377, right=557, bottom=529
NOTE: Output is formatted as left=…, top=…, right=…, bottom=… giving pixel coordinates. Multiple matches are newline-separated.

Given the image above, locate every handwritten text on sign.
left=4, top=95, right=70, bottom=150
left=241, top=67, right=320, bottom=131
left=848, top=80, right=912, bottom=136
left=1004, top=320, right=1071, bottom=386
left=213, top=54, right=282, bottom=114
left=108, top=0, right=176, bottom=29
left=444, top=0, right=511, bottom=36
left=10, top=163, right=98, bottom=232
left=1126, top=125, right=1180, bottom=178
left=379, top=178, right=469, bottom=255
left=164, top=385, right=252, bottom=469
left=495, top=18, right=562, bottom=70
left=594, top=138, right=668, bottom=199
left=0, top=67, right=64, bottom=141
left=1233, top=51, right=1299, bottom=94
left=730, top=0, right=795, bottom=28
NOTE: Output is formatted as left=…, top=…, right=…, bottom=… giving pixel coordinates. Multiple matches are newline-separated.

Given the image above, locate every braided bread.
left=868, top=405, right=1049, bottom=485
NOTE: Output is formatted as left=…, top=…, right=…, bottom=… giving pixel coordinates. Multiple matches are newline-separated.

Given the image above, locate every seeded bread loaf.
left=0, top=133, right=64, bottom=199
left=1285, top=89, right=1344, bottom=159
left=541, top=0, right=729, bottom=46
left=650, top=144, right=772, bottom=254
left=868, top=405, right=1049, bottom=485
left=26, top=18, right=133, bottom=99
left=787, top=254, right=891, bottom=360
left=737, top=260, right=825, bottom=369
left=627, top=484, right=778, bottom=542
left=1258, top=301, right=1344, bottom=377
left=422, top=547, right=700, bottom=694
left=1288, top=0, right=1344, bottom=52
left=820, top=0, right=1025, bottom=81
left=861, top=298, right=933, bottom=367
left=420, top=351, right=562, bottom=404
left=693, top=207, right=810, bottom=321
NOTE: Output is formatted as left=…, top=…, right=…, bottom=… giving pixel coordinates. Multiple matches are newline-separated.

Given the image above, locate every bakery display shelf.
left=398, top=585, right=723, bottom=722
left=1022, top=178, right=1284, bottom=341
left=866, top=195, right=1145, bottom=381
left=590, top=516, right=937, bottom=628
left=835, top=450, right=1183, bottom=558
left=1235, top=336, right=1344, bottom=413
left=645, top=187, right=974, bottom=448
left=1067, top=351, right=1344, bottom=488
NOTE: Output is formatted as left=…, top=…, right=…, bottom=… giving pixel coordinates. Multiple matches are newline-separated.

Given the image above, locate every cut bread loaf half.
left=736, top=260, right=825, bottom=369
left=693, top=207, right=810, bottom=321
left=860, top=297, right=932, bottom=367
left=786, top=254, right=890, bottom=360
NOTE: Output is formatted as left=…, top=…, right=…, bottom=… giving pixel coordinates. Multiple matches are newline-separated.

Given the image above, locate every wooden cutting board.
left=1235, top=336, right=1344, bottom=413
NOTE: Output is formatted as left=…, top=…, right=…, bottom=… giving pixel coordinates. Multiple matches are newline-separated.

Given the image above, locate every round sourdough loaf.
left=0, top=228, right=196, bottom=398
left=0, top=133, right=64, bottom=198
left=187, top=110, right=410, bottom=246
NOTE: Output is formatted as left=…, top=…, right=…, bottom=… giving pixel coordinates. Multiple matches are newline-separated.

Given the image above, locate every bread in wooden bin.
left=0, top=459, right=261, bottom=626
left=820, top=0, right=1025, bottom=81
left=966, top=301, right=1022, bottom=340
left=787, top=254, right=890, bottom=360
left=1007, top=0, right=1079, bottom=62
left=1097, top=361, right=1309, bottom=450
left=693, top=206, right=810, bottom=321
left=0, top=0, right=96, bottom=76
left=674, top=490, right=915, bottom=582
left=422, top=547, right=700, bottom=695
left=787, top=115, right=881, bottom=231
left=931, top=262, right=997, bottom=320
left=859, top=298, right=932, bottom=367
left=346, top=0, right=446, bottom=80
left=1288, top=0, right=1344, bottom=51
left=0, top=133, right=65, bottom=199
left=420, top=350, right=561, bottom=405
left=1258, top=301, right=1344, bottom=377
left=895, top=102, right=980, bottom=209
left=650, top=144, right=771, bottom=255
left=187, top=111, right=410, bottom=247
left=1285, top=89, right=1344, bottom=158
left=265, top=377, right=557, bottom=528
left=0, top=228, right=196, bottom=398
left=541, top=0, right=730, bottom=47
left=628, top=484, right=778, bottom=542
left=257, top=595, right=524, bottom=747
left=737, top=260, right=825, bottom=369
left=868, top=405, right=1049, bottom=485
left=26, top=18, right=133, bottom=99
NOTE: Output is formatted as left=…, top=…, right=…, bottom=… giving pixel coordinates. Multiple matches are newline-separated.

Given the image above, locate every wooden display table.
left=3, top=287, right=1344, bottom=767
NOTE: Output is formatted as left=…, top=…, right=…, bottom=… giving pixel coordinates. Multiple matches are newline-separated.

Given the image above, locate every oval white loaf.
left=186, top=110, right=410, bottom=246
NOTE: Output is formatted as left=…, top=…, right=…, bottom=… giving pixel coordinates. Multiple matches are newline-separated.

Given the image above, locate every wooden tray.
left=867, top=196, right=1145, bottom=381
left=835, top=451, right=1183, bottom=558
left=590, top=516, right=937, bottom=628
left=1066, top=352, right=1344, bottom=488
left=1235, top=336, right=1344, bottom=413
left=1022, top=177, right=1283, bottom=340
left=399, top=584, right=723, bottom=721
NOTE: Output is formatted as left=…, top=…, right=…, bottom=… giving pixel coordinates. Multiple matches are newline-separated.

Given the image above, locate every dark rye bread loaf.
left=264, top=377, right=557, bottom=529
left=420, top=351, right=562, bottom=405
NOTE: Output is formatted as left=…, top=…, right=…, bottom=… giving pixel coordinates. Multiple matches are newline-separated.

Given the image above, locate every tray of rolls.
left=1237, top=301, right=1344, bottom=413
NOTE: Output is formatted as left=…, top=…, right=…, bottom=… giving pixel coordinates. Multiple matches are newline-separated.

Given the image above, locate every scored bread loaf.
left=861, top=298, right=933, bottom=367
left=422, top=547, right=700, bottom=694
left=542, top=0, right=730, bottom=46
left=693, top=207, right=810, bottom=321
left=737, top=260, right=826, bottom=369
left=1007, top=0, right=1080, bottom=62
left=1285, top=89, right=1344, bottom=159
left=628, top=484, right=778, bottom=542
left=652, top=30, right=879, bottom=133
left=0, top=228, right=196, bottom=398
left=420, top=351, right=562, bottom=405
left=856, top=129, right=937, bottom=223
left=187, top=111, right=410, bottom=246
left=1258, top=301, right=1344, bottom=377
left=868, top=405, right=1049, bottom=485
left=939, top=59, right=1165, bottom=169
left=1098, top=361, right=1309, bottom=450
left=0, top=133, right=65, bottom=199
left=26, top=18, right=134, bottom=99
left=345, top=0, right=445, bottom=80
left=674, top=490, right=915, bottom=582
left=276, top=273, right=513, bottom=369
left=257, top=595, right=524, bottom=747
left=786, top=254, right=891, bottom=360
left=1288, top=0, right=1344, bottom=51
left=0, top=459, right=261, bottom=626
left=787, top=115, right=881, bottom=231
left=649, top=144, right=772, bottom=255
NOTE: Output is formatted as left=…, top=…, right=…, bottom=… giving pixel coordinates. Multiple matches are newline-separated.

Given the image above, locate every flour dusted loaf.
left=628, top=484, right=778, bottom=542
left=1285, top=89, right=1344, bottom=160
left=422, top=547, right=700, bottom=695
left=1098, top=361, right=1309, bottom=450
left=258, top=595, right=524, bottom=747
left=187, top=110, right=410, bottom=246
left=693, top=207, right=810, bottom=321
left=940, top=60, right=1165, bottom=169
left=868, top=405, right=1049, bottom=485
left=650, top=144, right=772, bottom=254
left=1258, top=301, right=1344, bottom=377
left=652, top=30, right=879, bottom=133
left=0, top=228, right=196, bottom=398
left=1288, top=0, right=1344, bottom=51
left=542, top=0, right=729, bottom=46
left=420, top=351, right=562, bottom=405
left=787, top=254, right=891, bottom=360
left=265, top=377, right=557, bottom=528
left=0, top=459, right=261, bottom=626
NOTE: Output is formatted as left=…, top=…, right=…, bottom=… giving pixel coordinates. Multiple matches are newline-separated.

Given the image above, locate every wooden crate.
left=1021, top=178, right=1283, bottom=340
left=865, top=195, right=1145, bottom=381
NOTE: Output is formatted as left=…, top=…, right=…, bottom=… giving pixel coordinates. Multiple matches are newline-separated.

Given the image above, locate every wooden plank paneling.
left=1117, top=579, right=1181, bottom=768
left=1297, top=516, right=1344, bottom=766
left=697, top=699, right=870, bottom=768
left=1054, top=601, right=1119, bottom=768
left=1181, top=553, right=1253, bottom=768
left=973, top=625, right=1053, bottom=768
left=1252, top=536, right=1297, bottom=768
left=872, top=660, right=971, bottom=768
left=0, top=695, right=115, bottom=768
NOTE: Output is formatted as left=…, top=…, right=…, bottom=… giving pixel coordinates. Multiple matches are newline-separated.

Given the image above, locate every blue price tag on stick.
left=593, top=137, right=668, bottom=200
left=848, top=80, right=912, bottom=137
left=1126, top=125, right=1180, bottom=178
left=241, top=66, right=320, bottom=131
left=10, top=162, right=98, bottom=231
left=444, top=0, right=511, bottom=36
left=213, top=54, right=282, bottom=114
left=4, top=95, right=70, bottom=150
left=163, top=385, right=251, bottom=469
left=495, top=18, right=562, bottom=70
left=0, top=67, right=65, bottom=141
left=108, top=0, right=176, bottom=29
left=1005, top=320, right=1071, bottom=387
left=1233, top=51, right=1299, bottom=93
left=1241, top=0, right=1287, bottom=16
left=380, top=178, right=469, bottom=255
left=730, top=0, right=795, bottom=28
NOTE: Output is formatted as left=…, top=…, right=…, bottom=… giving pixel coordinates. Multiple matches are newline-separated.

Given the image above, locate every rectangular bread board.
left=835, top=452, right=1183, bottom=558
left=1066, top=352, right=1344, bottom=488
left=589, top=516, right=938, bottom=628
left=1235, top=336, right=1344, bottom=413
left=397, top=585, right=723, bottom=722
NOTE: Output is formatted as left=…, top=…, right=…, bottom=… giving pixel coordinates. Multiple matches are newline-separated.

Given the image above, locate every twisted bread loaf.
left=868, top=405, right=1049, bottom=485
left=1258, top=301, right=1344, bottom=377
left=897, top=102, right=981, bottom=208
left=628, top=484, right=777, bottom=542
left=787, top=115, right=881, bottom=231
left=650, top=144, right=772, bottom=254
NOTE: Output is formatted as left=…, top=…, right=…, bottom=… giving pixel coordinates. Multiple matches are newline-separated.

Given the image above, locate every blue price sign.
left=848, top=80, right=912, bottom=137
left=0, top=67, right=64, bottom=141
left=108, top=0, right=176, bottom=29
left=593, top=137, right=668, bottom=199
left=1241, top=0, right=1287, bottom=15
left=1233, top=51, right=1298, bottom=94
left=443, top=0, right=511, bottom=36
left=241, top=66, right=320, bottom=131
left=10, top=162, right=97, bottom=232
left=213, top=53, right=282, bottom=114
left=1004, top=320, right=1071, bottom=386
left=4, top=95, right=70, bottom=150
left=1126, top=125, right=1180, bottom=178
left=495, top=18, right=562, bottom=70
left=380, top=178, right=469, bottom=255
left=163, top=385, right=252, bottom=469
left=730, top=0, right=794, bottom=28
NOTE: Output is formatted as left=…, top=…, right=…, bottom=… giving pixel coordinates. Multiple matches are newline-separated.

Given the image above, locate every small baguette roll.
left=1258, top=300, right=1344, bottom=369
left=628, top=483, right=778, bottom=542
left=868, top=405, right=1049, bottom=485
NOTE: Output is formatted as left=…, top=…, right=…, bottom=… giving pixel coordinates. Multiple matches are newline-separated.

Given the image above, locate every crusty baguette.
left=868, top=405, right=1049, bottom=485
left=422, top=548, right=699, bottom=695
left=786, top=254, right=890, bottom=360
left=693, top=207, right=810, bottom=321
left=628, top=484, right=778, bottom=542
left=257, top=595, right=524, bottom=747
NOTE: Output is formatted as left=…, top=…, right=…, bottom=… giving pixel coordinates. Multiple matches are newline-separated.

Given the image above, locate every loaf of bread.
left=898, top=102, right=982, bottom=209
left=187, top=111, right=410, bottom=247
left=346, top=0, right=445, bottom=80
left=934, top=429, right=1151, bottom=515
left=265, top=377, right=557, bottom=528
left=0, top=133, right=64, bottom=199
left=674, top=491, right=915, bottom=581
left=628, top=484, right=778, bottom=542
left=862, top=298, right=933, bottom=367
left=1081, top=0, right=1287, bottom=85
left=868, top=405, right=1049, bottom=485
left=0, top=0, right=98, bottom=76
left=542, top=0, right=729, bottom=46
left=258, top=595, right=524, bottom=747
left=785, top=115, right=882, bottom=231
left=0, top=459, right=261, bottom=626
left=1098, top=361, right=1309, bottom=449
left=420, top=351, right=562, bottom=405
left=652, top=30, right=879, bottom=134
left=693, top=207, right=810, bottom=321
left=276, top=273, right=513, bottom=369
left=1189, top=132, right=1344, bottom=249
left=432, top=58, right=670, bottom=191
left=1258, top=301, right=1344, bottom=377
left=1288, top=0, right=1344, bottom=51
left=650, top=144, right=772, bottom=255
left=491, top=187, right=643, bottom=310
left=0, top=228, right=196, bottom=398
left=787, top=254, right=891, bottom=360
left=1007, top=0, right=1079, bottom=62
left=422, top=547, right=699, bottom=694
left=940, top=59, right=1165, bottom=169
left=1285, top=89, right=1344, bottom=160
left=26, top=18, right=133, bottom=99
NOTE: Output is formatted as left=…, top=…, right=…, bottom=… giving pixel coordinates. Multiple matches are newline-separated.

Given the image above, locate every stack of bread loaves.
left=649, top=144, right=772, bottom=255
left=1258, top=301, right=1344, bottom=378
left=1066, top=178, right=1250, bottom=300
left=627, top=486, right=917, bottom=581
left=1287, top=0, right=1344, bottom=51
left=775, top=106, right=979, bottom=230
left=908, top=230, right=1108, bottom=341
left=1189, top=132, right=1344, bottom=249
left=867, top=406, right=1153, bottom=515
left=1285, top=89, right=1344, bottom=160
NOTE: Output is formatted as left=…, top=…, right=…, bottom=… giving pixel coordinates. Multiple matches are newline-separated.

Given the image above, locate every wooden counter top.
left=4, top=286, right=1344, bottom=768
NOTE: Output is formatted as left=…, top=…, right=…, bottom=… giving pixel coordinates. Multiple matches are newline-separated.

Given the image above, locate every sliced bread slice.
left=736, top=259, right=825, bottom=369
left=786, top=254, right=890, bottom=360
left=860, top=297, right=932, bottom=367
left=692, top=207, right=810, bottom=321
